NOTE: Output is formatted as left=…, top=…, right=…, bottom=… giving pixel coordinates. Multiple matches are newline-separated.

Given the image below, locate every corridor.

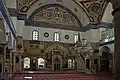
left=11, top=71, right=114, bottom=80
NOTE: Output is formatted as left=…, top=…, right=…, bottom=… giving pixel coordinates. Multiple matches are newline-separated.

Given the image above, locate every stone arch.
left=27, top=0, right=89, bottom=27
left=45, top=44, right=69, bottom=54
left=53, top=55, right=62, bottom=61
left=99, top=46, right=111, bottom=56
left=99, top=46, right=112, bottom=71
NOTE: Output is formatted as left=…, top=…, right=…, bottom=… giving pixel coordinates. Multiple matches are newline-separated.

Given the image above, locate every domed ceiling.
left=73, top=0, right=108, bottom=24
left=16, top=0, right=109, bottom=31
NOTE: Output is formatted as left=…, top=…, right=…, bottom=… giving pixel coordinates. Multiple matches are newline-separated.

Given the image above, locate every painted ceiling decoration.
left=17, top=0, right=84, bottom=27
left=17, top=0, right=40, bottom=14
left=33, top=7, right=78, bottom=26
left=16, top=0, right=110, bottom=31
left=73, top=0, right=108, bottom=24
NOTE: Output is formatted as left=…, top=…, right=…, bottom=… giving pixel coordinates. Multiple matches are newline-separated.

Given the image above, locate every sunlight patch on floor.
left=24, top=77, right=33, bottom=79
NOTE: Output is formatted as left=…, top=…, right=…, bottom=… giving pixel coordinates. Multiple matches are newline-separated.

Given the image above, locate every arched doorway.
left=100, top=46, right=112, bottom=72
left=45, top=44, right=68, bottom=71
left=23, top=57, right=30, bottom=69
left=38, top=58, right=45, bottom=68
left=54, top=57, right=61, bottom=71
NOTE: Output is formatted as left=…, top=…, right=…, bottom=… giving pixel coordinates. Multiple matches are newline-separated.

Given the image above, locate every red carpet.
left=12, top=71, right=114, bottom=80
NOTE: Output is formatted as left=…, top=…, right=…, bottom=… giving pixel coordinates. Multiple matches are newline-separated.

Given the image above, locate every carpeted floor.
left=12, top=71, right=114, bottom=80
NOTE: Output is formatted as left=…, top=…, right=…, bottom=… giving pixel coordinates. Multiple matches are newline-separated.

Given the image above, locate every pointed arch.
left=27, top=0, right=89, bottom=27
left=45, top=44, right=69, bottom=54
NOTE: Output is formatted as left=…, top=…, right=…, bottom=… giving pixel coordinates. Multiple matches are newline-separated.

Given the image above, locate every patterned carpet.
left=12, top=71, right=114, bottom=80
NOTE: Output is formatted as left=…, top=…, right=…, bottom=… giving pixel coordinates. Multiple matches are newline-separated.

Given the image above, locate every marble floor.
left=11, top=71, right=114, bottom=80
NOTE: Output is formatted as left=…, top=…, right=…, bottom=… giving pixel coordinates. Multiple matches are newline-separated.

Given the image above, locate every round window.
left=44, top=32, right=49, bottom=37
left=65, top=35, right=69, bottom=40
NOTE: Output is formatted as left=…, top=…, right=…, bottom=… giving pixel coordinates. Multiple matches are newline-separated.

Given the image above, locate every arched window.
left=68, top=59, right=72, bottom=68
left=24, top=57, right=30, bottom=69
left=32, top=30, right=39, bottom=40
left=68, top=59, right=75, bottom=68
left=74, top=34, right=78, bottom=43
left=38, top=58, right=45, bottom=68
left=54, top=32, right=60, bottom=42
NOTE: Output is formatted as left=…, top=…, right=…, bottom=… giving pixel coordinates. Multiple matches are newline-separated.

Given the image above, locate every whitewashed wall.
left=23, top=26, right=79, bottom=43
left=5, top=0, right=16, bottom=8
left=82, top=29, right=101, bottom=43
left=102, top=3, right=113, bottom=23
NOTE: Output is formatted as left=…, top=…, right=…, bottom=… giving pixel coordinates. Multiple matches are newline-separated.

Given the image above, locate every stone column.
left=113, top=10, right=120, bottom=80
left=52, top=51, right=54, bottom=71
left=52, top=56, right=54, bottom=71
left=19, top=54, right=22, bottom=72
left=1, top=45, right=6, bottom=80
left=13, top=53, right=16, bottom=73
left=109, top=0, right=120, bottom=79
left=9, top=52, right=12, bottom=74
left=98, top=58, right=101, bottom=71
left=35, top=57, right=38, bottom=70
left=104, top=0, right=120, bottom=79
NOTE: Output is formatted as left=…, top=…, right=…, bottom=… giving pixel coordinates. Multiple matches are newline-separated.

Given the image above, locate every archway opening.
left=100, top=46, right=112, bottom=72
left=54, top=57, right=61, bottom=71
left=27, top=4, right=84, bottom=31
left=38, top=58, right=45, bottom=68
left=24, top=57, right=30, bottom=69
left=68, top=59, right=75, bottom=69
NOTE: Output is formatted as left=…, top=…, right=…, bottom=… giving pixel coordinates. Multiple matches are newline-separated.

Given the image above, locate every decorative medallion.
left=44, top=32, right=49, bottom=37
left=73, top=0, right=108, bottom=24
left=65, top=35, right=69, bottom=40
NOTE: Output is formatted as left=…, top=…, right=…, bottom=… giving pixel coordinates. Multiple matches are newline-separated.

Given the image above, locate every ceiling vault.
left=72, top=0, right=108, bottom=24
left=16, top=0, right=110, bottom=31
